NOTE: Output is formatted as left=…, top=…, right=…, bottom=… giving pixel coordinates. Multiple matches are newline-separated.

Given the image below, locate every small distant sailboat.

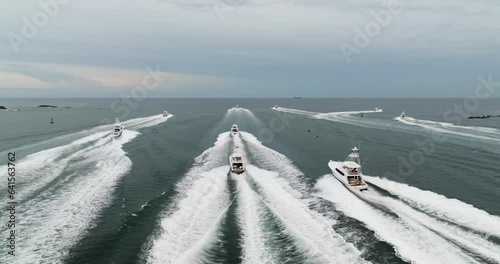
left=328, top=147, right=369, bottom=192
left=50, top=117, right=54, bottom=124
left=113, top=118, right=124, bottom=137
left=163, top=111, right=169, bottom=117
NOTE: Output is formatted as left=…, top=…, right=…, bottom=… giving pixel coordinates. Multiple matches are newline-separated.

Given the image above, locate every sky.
left=1, top=0, right=499, bottom=98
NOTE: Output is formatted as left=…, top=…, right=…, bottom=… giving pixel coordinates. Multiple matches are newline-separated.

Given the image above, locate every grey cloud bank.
left=1, top=0, right=500, bottom=97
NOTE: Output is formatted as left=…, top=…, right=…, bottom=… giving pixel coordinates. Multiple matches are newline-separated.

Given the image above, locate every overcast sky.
left=1, top=0, right=499, bottom=97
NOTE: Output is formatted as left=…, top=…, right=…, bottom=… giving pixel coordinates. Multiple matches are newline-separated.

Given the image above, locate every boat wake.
left=274, top=106, right=382, bottom=118
left=314, top=175, right=500, bottom=264
left=394, top=115, right=500, bottom=144
left=145, top=133, right=232, bottom=264
left=239, top=132, right=367, bottom=264
left=0, top=114, right=173, bottom=159
left=275, top=106, right=500, bottom=151
left=145, top=128, right=368, bottom=264
left=233, top=174, right=275, bottom=264
left=0, top=114, right=172, bottom=263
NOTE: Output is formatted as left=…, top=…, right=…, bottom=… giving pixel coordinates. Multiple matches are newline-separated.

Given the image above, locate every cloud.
left=1, top=0, right=499, bottom=97
left=0, top=71, right=54, bottom=89
left=0, top=61, right=242, bottom=96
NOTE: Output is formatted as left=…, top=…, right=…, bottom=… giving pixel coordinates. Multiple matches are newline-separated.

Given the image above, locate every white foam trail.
left=0, top=131, right=139, bottom=264
left=394, top=116, right=500, bottom=143
left=0, top=114, right=173, bottom=202
left=246, top=165, right=367, bottom=264
left=365, top=176, right=500, bottom=238
left=146, top=166, right=230, bottom=264
left=382, top=194, right=500, bottom=263
left=277, top=106, right=500, bottom=149
left=272, top=107, right=318, bottom=116
left=234, top=174, right=275, bottom=264
left=128, top=114, right=173, bottom=130
left=146, top=133, right=232, bottom=264
left=226, top=107, right=265, bottom=129
left=0, top=131, right=109, bottom=202
left=194, top=132, right=230, bottom=166
left=0, top=114, right=174, bottom=160
left=240, top=132, right=309, bottom=196
left=274, top=107, right=382, bottom=117
left=315, top=175, right=479, bottom=264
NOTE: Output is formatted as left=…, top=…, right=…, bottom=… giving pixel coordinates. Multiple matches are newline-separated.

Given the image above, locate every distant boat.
left=163, top=111, right=169, bottom=117
left=235, top=104, right=239, bottom=108
left=50, top=117, right=54, bottom=124
left=400, top=111, right=406, bottom=119
left=273, top=105, right=279, bottom=109
left=113, top=118, right=124, bottom=137
left=293, top=96, right=302, bottom=99
left=230, top=124, right=239, bottom=137
left=374, top=107, right=383, bottom=112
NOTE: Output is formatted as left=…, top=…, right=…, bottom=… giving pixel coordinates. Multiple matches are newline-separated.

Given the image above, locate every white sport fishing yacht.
left=113, top=118, right=124, bottom=137
left=163, top=111, right=169, bottom=117
left=230, top=124, right=239, bottom=137
left=400, top=111, right=406, bottom=119
left=229, top=153, right=245, bottom=174
left=328, top=147, right=368, bottom=192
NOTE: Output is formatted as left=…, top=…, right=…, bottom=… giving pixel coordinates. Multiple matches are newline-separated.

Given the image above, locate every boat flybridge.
left=328, top=147, right=368, bottom=192
left=230, top=124, right=239, bottom=137
left=113, top=118, right=124, bottom=137
left=230, top=153, right=245, bottom=174
left=163, top=111, right=169, bottom=117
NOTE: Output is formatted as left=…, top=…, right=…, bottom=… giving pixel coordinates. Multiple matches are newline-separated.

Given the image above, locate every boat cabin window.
left=346, top=167, right=360, bottom=175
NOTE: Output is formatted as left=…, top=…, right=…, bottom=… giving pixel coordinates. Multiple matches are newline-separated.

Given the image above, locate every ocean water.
left=0, top=98, right=499, bottom=264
